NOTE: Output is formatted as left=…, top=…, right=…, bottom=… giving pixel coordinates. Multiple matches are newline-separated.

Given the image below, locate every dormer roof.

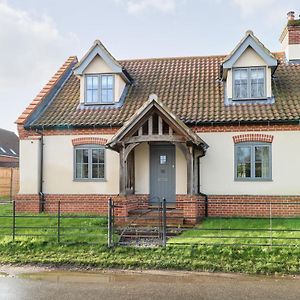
left=222, top=31, right=278, bottom=79
left=73, top=40, right=132, bottom=83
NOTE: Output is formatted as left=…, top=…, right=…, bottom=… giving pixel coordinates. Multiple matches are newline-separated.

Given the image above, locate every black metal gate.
left=108, top=197, right=167, bottom=247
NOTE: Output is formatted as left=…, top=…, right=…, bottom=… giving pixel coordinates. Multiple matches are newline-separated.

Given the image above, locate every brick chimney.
left=279, top=11, right=300, bottom=62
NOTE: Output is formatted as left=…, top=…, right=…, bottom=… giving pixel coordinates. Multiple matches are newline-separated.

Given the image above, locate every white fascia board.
left=223, top=36, right=277, bottom=69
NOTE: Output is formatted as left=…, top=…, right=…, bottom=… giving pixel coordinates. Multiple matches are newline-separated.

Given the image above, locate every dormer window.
left=85, top=74, right=114, bottom=104
left=233, top=67, right=266, bottom=100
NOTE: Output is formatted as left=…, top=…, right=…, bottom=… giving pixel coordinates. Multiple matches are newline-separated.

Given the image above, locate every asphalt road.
left=0, top=269, right=299, bottom=300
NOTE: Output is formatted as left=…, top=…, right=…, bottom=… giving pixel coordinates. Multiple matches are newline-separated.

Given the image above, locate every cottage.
left=15, top=12, right=300, bottom=221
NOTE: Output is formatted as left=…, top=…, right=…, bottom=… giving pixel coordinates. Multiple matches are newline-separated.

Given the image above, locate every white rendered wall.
left=19, top=139, right=41, bottom=194
left=199, top=131, right=300, bottom=195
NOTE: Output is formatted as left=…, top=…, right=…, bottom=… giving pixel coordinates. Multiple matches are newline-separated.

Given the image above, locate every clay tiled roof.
left=28, top=52, right=300, bottom=128
left=16, top=56, right=78, bottom=125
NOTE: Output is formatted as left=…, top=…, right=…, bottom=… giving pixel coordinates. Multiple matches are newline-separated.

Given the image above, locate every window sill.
left=83, top=102, right=115, bottom=106
left=73, top=179, right=107, bottom=182
left=234, top=178, right=273, bottom=182
left=232, top=97, right=267, bottom=101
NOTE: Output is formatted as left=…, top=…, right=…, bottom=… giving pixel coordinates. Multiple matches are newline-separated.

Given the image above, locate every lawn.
left=168, top=218, right=300, bottom=246
left=1, top=204, right=300, bottom=274
left=0, top=202, right=108, bottom=244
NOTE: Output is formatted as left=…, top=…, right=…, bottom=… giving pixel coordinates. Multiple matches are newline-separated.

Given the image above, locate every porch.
left=107, top=95, right=209, bottom=224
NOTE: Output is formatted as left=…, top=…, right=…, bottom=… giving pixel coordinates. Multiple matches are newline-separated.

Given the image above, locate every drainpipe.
left=197, top=156, right=208, bottom=217
left=199, top=192, right=208, bottom=218
left=36, top=130, right=45, bottom=212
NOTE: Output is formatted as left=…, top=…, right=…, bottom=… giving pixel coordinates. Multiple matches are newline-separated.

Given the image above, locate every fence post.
left=57, top=201, right=61, bottom=243
left=108, top=197, right=113, bottom=248
left=12, top=200, right=16, bottom=241
left=269, top=201, right=272, bottom=247
left=162, top=197, right=167, bottom=247
left=10, top=168, right=13, bottom=202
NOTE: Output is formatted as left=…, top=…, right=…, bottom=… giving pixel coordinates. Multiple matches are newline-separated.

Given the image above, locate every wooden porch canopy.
left=106, top=95, right=209, bottom=195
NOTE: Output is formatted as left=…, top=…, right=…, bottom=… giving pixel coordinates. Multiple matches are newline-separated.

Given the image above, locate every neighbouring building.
left=0, top=128, right=19, bottom=168
left=15, top=12, right=300, bottom=222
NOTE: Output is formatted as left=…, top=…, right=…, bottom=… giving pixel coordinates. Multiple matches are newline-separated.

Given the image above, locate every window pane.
left=237, top=146, right=251, bottom=178
left=101, top=90, right=108, bottom=102
left=99, top=164, right=105, bottom=179
left=255, top=146, right=269, bottom=178
left=250, top=68, right=265, bottom=98
left=82, top=164, right=89, bottom=178
left=76, top=149, right=83, bottom=163
left=160, top=155, right=167, bottom=165
left=75, top=149, right=89, bottom=179
left=76, top=163, right=88, bottom=179
left=107, top=89, right=113, bottom=102
left=86, top=76, right=99, bottom=103
left=92, top=149, right=100, bottom=163
left=86, top=76, right=93, bottom=89
left=107, top=76, right=113, bottom=88
left=99, top=149, right=104, bottom=163
left=76, top=164, right=82, bottom=179
left=101, top=75, right=114, bottom=103
left=86, top=90, right=93, bottom=102
left=76, top=149, right=88, bottom=164
left=101, top=75, right=108, bottom=88
left=234, top=69, right=248, bottom=99
left=92, top=90, right=98, bottom=102
left=92, top=164, right=99, bottom=178
left=83, top=149, right=89, bottom=163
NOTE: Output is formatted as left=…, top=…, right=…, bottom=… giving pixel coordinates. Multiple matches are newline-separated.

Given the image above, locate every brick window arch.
left=233, top=134, right=273, bottom=144
left=72, top=137, right=108, bottom=146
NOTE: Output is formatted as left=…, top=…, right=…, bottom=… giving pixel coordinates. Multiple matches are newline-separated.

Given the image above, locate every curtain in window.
left=234, top=69, right=248, bottom=99
left=236, top=146, right=251, bottom=178
left=75, top=149, right=89, bottom=178
left=250, top=68, right=265, bottom=98
left=92, top=149, right=105, bottom=179
left=255, top=146, right=269, bottom=178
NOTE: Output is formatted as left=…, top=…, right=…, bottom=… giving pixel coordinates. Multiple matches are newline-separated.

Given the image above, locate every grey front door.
left=150, top=144, right=176, bottom=204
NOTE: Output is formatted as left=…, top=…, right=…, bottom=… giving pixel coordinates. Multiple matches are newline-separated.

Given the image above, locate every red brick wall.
left=206, top=195, right=300, bottom=218
left=14, top=193, right=149, bottom=216
left=18, top=123, right=300, bottom=140
left=14, top=194, right=300, bottom=220
left=18, top=125, right=119, bottom=139
left=192, top=124, right=300, bottom=133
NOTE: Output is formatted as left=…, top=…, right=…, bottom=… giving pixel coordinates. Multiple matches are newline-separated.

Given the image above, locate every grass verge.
left=168, top=218, right=300, bottom=246
left=0, top=241, right=300, bottom=275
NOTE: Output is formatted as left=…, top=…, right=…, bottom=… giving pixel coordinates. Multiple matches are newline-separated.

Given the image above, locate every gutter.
left=26, top=117, right=300, bottom=131
left=193, top=119, right=300, bottom=127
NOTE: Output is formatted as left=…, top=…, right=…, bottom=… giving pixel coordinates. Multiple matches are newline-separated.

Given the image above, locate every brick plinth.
left=14, top=194, right=300, bottom=222
left=206, top=195, right=300, bottom=217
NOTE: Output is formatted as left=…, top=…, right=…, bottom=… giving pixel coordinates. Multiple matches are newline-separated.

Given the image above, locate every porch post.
left=187, top=145, right=194, bottom=195
left=119, top=145, right=126, bottom=195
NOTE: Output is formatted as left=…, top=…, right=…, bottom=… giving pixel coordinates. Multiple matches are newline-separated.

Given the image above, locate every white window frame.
left=85, top=74, right=115, bottom=104
left=233, top=67, right=266, bottom=100
left=74, top=145, right=106, bottom=181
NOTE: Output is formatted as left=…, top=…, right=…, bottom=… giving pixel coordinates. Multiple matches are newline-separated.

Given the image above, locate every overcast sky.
left=0, top=0, right=299, bottom=133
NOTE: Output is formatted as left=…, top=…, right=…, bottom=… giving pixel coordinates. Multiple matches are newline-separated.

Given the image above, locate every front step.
left=127, top=208, right=184, bottom=226
left=116, top=226, right=183, bottom=247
